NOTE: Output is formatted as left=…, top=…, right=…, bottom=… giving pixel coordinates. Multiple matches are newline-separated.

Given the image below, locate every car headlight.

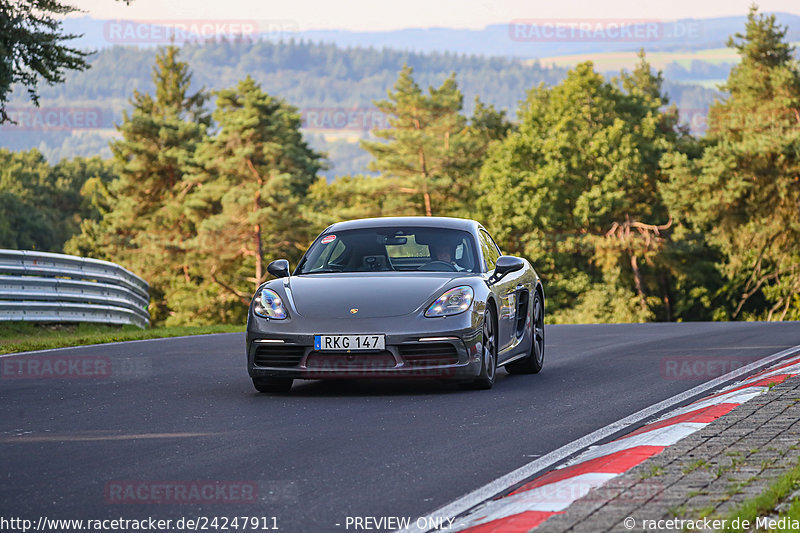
left=425, top=286, right=474, bottom=317
left=253, top=288, right=287, bottom=319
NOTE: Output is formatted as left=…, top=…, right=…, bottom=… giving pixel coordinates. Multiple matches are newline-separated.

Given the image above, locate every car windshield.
left=296, top=227, right=480, bottom=274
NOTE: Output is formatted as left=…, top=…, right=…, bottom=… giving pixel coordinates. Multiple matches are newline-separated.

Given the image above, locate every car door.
left=479, top=230, right=524, bottom=358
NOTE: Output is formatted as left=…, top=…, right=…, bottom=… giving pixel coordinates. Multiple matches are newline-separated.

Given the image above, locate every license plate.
left=314, top=335, right=385, bottom=351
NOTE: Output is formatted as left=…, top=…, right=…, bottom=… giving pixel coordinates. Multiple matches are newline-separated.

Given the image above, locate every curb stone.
left=534, top=376, right=800, bottom=533
left=447, top=353, right=800, bottom=532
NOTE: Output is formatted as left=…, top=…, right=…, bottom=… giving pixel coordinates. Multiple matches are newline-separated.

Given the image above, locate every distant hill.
left=62, top=13, right=800, bottom=57
left=0, top=39, right=721, bottom=177
left=298, top=14, right=800, bottom=57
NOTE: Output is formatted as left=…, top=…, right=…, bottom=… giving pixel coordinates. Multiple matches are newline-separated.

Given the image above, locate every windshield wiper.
left=300, top=268, right=347, bottom=275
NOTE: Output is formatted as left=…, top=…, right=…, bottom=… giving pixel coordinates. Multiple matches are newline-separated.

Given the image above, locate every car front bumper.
left=246, top=314, right=484, bottom=380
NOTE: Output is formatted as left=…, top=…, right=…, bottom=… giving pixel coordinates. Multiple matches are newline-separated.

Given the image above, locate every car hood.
left=286, top=273, right=466, bottom=318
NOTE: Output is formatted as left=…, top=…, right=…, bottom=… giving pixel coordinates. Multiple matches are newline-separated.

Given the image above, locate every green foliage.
left=304, top=174, right=420, bottom=234
left=0, top=148, right=111, bottom=250
left=361, top=65, right=509, bottom=217
left=478, top=56, right=689, bottom=322
left=663, top=6, right=800, bottom=321
left=0, top=38, right=721, bottom=175
left=0, top=0, right=90, bottom=123
left=182, top=76, right=323, bottom=324
left=65, top=48, right=326, bottom=326
left=0, top=190, right=50, bottom=249
left=5, top=10, right=800, bottom=327
left=66, top=46, right=210, bottom=324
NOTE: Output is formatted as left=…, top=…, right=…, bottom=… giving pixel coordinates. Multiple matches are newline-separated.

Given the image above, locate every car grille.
left=253, top=345, right=305, bottom=368
left=398, top=343, right=459, bottom=366
left=305, top=351, right=396, bottom=370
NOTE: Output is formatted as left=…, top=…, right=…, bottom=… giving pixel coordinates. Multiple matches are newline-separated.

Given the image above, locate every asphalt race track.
left=2, top=322, right=799, bottom=532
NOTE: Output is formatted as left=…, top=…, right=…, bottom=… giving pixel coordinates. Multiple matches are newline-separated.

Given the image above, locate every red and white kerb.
left=448, top=353, right=800, bottom=533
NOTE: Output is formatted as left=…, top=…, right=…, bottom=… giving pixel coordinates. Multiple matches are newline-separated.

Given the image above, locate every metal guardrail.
left=0, top=250, right=150, bottom=328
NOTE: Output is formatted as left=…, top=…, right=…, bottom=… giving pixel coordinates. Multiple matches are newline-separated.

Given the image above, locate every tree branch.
left=209, top=265, right=249, bottom=304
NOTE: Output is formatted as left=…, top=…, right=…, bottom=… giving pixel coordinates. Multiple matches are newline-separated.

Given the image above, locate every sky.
left=67, top=0, right=800, bottom=32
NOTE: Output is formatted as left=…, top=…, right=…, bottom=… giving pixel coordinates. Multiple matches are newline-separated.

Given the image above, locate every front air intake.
left=253, top=345, right=305, bottom=368
left=398, top=343, right=459, bottom=366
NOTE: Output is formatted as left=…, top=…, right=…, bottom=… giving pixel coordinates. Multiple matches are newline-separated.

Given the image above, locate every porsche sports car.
left=246, top=217, right=544, bottom=392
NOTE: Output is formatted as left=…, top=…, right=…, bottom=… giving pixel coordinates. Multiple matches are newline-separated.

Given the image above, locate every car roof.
left=326, top=216, right=481, bottom=233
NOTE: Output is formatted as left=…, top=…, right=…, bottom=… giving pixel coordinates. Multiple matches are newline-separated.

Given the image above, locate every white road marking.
left=397, top=343, right=800, bottom=533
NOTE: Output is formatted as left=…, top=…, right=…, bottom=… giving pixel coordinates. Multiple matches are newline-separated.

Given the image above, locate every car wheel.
left=465, top=307, right=498, bottom=390
left=506, top=290, right=545, bottom=375
left=252, top=377, right=293, bottom=393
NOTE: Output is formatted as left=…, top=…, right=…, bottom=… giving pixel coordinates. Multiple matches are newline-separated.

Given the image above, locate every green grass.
left=0, top=322, right=244, bottom=354
left=641, top=464, right=665, bottom=479
left=684, top=458, right=710, bottom=474
left=722, top=457, right=800, bottom=532
left=775, top=497, right=800, bottom=532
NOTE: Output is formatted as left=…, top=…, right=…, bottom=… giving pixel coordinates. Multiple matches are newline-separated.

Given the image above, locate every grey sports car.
left=246, top=216, right=545, bottom=392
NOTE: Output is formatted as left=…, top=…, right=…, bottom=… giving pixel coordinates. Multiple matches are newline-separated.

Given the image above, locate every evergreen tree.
left=361, top=65, right=507, bottom=217
left=66, top=46, right=209, bottom=323
left=304, top=174, right=420, bottom=234
left=662, top=6, right=800, bottom=320
left=184, top=76, right=323, bottom=322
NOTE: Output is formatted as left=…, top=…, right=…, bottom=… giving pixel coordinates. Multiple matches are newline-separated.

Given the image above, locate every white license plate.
left=314, top=335, right=385, bottom=351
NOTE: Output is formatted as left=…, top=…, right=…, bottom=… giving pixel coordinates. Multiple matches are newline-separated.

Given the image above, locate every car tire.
left=506, top=290, right=544, bottom=375
left=464, top=307, right=498, bottom=390
left=252, top=377, right=293, bottom=393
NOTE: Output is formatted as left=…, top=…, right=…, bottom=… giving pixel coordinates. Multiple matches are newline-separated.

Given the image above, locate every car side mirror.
left=489, top=256, right=524, bottom=284
left=267, top=259, right=290, bottom=278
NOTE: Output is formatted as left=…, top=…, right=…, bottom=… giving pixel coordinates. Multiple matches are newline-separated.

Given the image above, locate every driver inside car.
left=426, top=236, right=466, bottom=271
left=430, top=241, right=456, bottom=263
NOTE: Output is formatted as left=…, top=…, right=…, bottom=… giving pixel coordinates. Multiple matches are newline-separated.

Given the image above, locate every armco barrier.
left=0, top=250, right=150, bottom=328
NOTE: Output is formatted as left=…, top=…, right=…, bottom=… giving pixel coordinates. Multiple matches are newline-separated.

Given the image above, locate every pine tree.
left=185, top=76, right=322, bottom=320
left=66, top=46, right=209, bottom=323
left=304, top=174, right=420, bottom=234
left=361, top=65, right=504, bottom=217
left=663, top=6, right=800, bottom=320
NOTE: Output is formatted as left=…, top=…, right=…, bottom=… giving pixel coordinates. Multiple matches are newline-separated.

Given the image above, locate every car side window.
left=479, top=230, right=501, bottom=271
left=486, top=232, right=502, bottom=257
left=307, top=238, right=346, bottom=271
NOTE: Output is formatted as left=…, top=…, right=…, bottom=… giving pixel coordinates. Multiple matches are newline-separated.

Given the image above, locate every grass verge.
left=0, top=322, right=244, bottom=355
left=722, top=457, right=800, bottom=532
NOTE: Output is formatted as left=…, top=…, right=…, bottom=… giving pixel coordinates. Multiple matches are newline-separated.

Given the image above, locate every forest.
left=1, top=7, right=798, bottom=326
left=0, top=35, right=720, bottom=173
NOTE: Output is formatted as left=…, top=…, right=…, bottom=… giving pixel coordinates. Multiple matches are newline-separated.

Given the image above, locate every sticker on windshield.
left=321, top=235, right=337, bottom=244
